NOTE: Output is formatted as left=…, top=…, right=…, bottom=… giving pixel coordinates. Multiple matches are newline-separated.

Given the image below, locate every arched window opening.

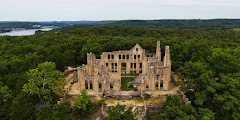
left=127, top=54, right=129, bottom=59
left=160, top=80, right=163, bottom=88
left=85, top=81, right=88, bottom=89
left=90, top=82, right=93, bottom=89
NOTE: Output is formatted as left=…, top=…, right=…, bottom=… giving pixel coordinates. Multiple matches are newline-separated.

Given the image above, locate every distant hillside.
left=0, top=22, right=66, bottom=29
left=103, top=19, right=240, bottom=29
left=0, top=21, right=114, bottom=29
left=47, top=21, right=115, bottom=25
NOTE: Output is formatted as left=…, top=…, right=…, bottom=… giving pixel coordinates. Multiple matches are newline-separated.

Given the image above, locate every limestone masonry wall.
left=64, top=41, right=172, bottom=98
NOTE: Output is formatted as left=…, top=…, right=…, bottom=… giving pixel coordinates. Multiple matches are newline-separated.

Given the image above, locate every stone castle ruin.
left=64, top=41, right=172, bottom=98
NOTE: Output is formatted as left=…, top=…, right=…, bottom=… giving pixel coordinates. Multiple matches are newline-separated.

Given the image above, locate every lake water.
left=0, top=28, right=53, bottom=36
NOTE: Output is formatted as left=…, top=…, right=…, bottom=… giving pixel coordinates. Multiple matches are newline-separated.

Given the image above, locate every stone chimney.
left=156, top=41, right=161, bottom=61
left=163, top=46, right=171, bottom=67
left=87, top=52, right=96, bottom=75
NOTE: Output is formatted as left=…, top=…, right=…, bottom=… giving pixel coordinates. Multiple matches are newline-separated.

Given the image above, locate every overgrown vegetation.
left=73, top=89, right=104, bottom=119
left=103, top=104, right=136, bottom=120
left=121, top=73, right=139, bottom=76
left=120, top=77, right=137, bottom=91
left=159, top=95, right=197, bottom=120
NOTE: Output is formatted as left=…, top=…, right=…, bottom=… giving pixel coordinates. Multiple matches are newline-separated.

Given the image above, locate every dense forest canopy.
left=103, top=19, right=240, bottom=29
left=105, top=19, right=240, bottom=28
left=0, top=24, right=240, bottom=119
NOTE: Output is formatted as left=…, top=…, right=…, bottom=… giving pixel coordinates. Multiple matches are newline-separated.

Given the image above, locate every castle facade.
left=64, top=41, right=171, bottom=97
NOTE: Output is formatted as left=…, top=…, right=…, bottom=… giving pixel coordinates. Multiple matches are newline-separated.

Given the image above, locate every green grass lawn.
left=231, top=28, right=240, bottom=31
left=173, top=73, right=184, bottom=87
left=121, top=77, right=137, bottom=91
left=121, top=73, right=139, bottom=76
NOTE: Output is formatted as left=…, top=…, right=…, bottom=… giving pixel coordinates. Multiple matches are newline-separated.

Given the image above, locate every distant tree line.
left=102, top=19, right=240, bottom=29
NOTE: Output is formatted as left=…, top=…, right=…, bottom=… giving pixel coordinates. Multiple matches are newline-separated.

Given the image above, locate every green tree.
left=189, top=39, right=211, bottom=62
left=73, top=89, right=92, bottom=117
left=178, top=61, right=213, bottom=91
left=159, top=95, right=196, bottom=120
left=207, top=48, right=240, bottom=76
left=121, top=108, right=136, bottom=120
left=0, top=84, right=12, bottom=119
left=170, top=42, right=190, bottom=70
left=36, top=105, right=53, bottom=120
left=53, top=101, right=72, bottom=120
left=194, top=73, right=240, bottom=120
left=80, top=43, right=102, bottom=63
left=103, top=104, right=125, bottom=120
left=199, top=108, right=215, bottom=120
left=10, top=91, right=39, bottom=120
left=46, top=48, right=66, bottom=71
left=0, top=85, right=11, bottom=105
left=103, top=104, right=136, bottom=120
left=179, top=61, right=208, bottom=80
left=22, top=61, right=64, bottom=104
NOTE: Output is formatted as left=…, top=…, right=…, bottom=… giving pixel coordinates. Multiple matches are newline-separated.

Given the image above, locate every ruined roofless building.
left=64, top=41, right=171, bottom=96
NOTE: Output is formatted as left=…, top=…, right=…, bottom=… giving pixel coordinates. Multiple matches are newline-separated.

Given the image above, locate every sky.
left=0, top=0, right=239, bottom=21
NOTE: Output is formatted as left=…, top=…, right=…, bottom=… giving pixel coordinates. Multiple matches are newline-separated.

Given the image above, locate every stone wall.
left=178, top=89, right=191, bottom=104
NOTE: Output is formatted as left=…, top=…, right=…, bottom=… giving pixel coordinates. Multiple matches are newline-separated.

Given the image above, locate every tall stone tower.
left=87, top=52, right=95, bottom=75
left=156, top=41, right=161, bottom=61
left=163, top=46, right=171, bottom=90
left=163, top=46, right=171, bottom=67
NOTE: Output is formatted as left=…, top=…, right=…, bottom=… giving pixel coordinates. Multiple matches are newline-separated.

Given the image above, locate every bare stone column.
left=126, top=61, right=131, bottom=74
left=150, top=76, right=155, bottom=91
left=136, top=62, right=140, bottom=74
left=163, top=74, right=170, bottom=90
left=158, top=79, right=160, bottom=89
left=103, top=78, right=106, bottom=92
left=163, top=80, right=170, bottom=90
left=142, top=58, right=147, bottom=74
left=141, top=78, right=145, bottom=99
left=109, top=62, right=112, bottom=72
left=93, top=77, right=99, bottom=92
left=88, top=80, right=90, bottom=90
left=117, top=61, right=121, bottom=73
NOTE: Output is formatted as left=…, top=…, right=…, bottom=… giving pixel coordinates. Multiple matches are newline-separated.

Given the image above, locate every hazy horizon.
left=1, top=18, right=240, bottom=22
left=1, top=0, right=239, bottom=21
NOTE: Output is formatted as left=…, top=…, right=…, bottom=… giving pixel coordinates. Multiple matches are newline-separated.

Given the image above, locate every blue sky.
left=0, top=0, right=239, bottom=21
